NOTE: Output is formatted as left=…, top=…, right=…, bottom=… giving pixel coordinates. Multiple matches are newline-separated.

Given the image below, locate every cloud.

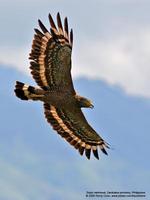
left=73, top=28, right=150, bottom=98
left=0, top=45, right=30, bottom=75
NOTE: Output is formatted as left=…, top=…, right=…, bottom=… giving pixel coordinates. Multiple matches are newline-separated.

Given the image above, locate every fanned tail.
left=14, top=81, right=45, bottom=101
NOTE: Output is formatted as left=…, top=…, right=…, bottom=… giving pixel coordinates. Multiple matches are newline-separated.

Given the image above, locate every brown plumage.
left=14, top=12, right=109, bottom=160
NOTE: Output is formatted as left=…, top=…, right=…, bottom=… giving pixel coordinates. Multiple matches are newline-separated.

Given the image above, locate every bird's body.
left=14, top=13, right=109, bottom=159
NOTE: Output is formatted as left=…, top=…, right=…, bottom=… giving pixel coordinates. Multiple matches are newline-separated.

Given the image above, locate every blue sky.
left=0, top=0, right=150, bottom=199
left=1, top=67, right=150, bottom=200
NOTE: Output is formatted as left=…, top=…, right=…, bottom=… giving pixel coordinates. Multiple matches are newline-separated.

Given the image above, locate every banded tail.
left=14, top=81, right=45, bottom=101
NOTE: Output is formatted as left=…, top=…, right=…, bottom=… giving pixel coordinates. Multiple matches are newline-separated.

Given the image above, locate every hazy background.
left=0, top=0, right=150, bottom=199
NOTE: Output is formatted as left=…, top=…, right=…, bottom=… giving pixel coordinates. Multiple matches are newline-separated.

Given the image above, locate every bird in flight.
left=14, top=13, right=109, bottom=160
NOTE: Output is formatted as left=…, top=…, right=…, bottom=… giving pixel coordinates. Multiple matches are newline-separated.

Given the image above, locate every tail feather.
left=14, top=81, right=45, bottom=101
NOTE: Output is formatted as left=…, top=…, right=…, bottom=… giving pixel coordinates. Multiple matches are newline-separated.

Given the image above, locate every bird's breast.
left=44, top=90, right=75, bottom=108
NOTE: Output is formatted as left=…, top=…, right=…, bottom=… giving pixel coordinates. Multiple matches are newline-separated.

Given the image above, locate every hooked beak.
left=90, top=104, right=94, bottom=109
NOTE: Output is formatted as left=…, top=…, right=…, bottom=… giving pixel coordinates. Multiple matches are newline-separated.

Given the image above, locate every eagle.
left=14, top=13, right=109, bottom=160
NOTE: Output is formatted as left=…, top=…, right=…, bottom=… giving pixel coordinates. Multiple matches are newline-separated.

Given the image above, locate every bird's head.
left=76, top=95, right=94, bottom=108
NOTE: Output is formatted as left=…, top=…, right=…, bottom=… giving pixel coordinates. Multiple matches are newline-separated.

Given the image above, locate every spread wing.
left=29, top=13, right=75, bottom=93
left=44, top=103, right=109, bottom=160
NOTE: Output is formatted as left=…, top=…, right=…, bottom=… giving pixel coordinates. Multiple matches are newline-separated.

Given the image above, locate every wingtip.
left=101, top=147, right=108, bottom=155
left=48, top=13, right=51, bottom=18
left=38, top=19, right=48, bottom=33
left=70, top=29, right=73, bottom=45
left=57, top=12, right=63, bottom=33
left=57, top=12, right=61, bottom=23
left=79, top=146, right=85, bottom=156
left=93, top=149, right=99, bottom=160
left=57, top=12, right=60, bottom=18
left=85, top=148, right=91, bottom=160
left=64, top=17, right=69, bottom=32
left=48, top=13, right=52, bottom=22
left=38, top=19, right=42, bottom=26
left=49, top=13, right=57, bottom=30
left=64, top=16, right=68, bottom=21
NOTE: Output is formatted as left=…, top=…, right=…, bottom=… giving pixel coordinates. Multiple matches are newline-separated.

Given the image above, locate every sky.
left=0, top=0, right=150, bottom=200
left=1, top=67, right=150, bottom=200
